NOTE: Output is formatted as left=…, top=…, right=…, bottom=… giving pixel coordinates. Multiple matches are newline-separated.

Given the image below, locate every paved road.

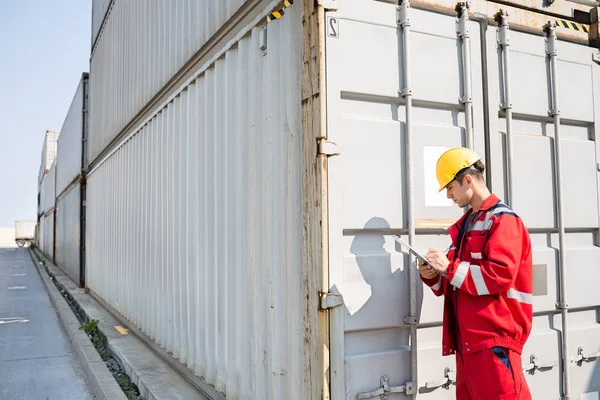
left=0, top=247, right=92, bottom=400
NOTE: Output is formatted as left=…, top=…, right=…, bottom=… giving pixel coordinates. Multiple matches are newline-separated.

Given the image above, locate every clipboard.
left=393, top=235, right=448, bottom=278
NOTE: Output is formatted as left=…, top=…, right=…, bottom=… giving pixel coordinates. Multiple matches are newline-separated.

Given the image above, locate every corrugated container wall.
left=55, top=185, right=81, bottom=284
left=86, top=5, right=309, bottom=398
left=89, top=0, right=249, bottom=163
left=15, top=221, right=36, bottom=239
left=42, top=212, right=54, bottom=260
left=41, top=164, right=57, bottom=213
left=91, top=0, right=112, bottom=46
left=56, top=75, right=88, bottom=195
left=38, top=130, right=59, bottom=185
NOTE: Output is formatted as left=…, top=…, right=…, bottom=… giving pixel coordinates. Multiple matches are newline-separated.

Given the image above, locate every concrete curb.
left=30, top=247, right=212, bottom=400
left=28, top=248, right=127, bottom=400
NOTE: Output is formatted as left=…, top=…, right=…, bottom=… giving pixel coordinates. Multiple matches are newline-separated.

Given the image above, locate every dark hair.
left=455, top=160, right=485, bottom=185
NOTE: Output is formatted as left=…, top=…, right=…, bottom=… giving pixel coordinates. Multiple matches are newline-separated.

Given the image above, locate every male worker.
left=419, top=147, right=533, bottom=399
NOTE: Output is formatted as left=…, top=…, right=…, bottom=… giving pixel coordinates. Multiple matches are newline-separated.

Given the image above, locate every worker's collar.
left=471, top=194, right=499, bottom=213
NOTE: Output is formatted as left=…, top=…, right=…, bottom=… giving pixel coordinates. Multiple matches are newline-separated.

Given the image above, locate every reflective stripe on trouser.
left=456, top=347, right=532, bottom=400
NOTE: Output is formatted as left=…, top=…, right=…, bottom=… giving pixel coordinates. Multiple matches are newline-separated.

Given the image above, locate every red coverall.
left=422, top=194, right=533, bottom=399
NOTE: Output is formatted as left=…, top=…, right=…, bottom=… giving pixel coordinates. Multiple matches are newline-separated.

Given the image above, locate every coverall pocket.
left=492, top=346, right=512, bottom=372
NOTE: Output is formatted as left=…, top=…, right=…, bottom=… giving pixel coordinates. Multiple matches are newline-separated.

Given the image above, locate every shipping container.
left=86, top=6, right=309, bottom=397
left=91, top=0, right=112, bottom=48
left=81, top=0, right=600, bottom=399
left=38, top=219, right=44, bottom=250
left=40, top=163, right=57, bottom=214
left=88, top=0, right=251, bottom=164
left=56, top=74, right=89, bottom=196
left=55, top=183, right=83, bottom=286
left=38, top=212, right=55, bottom=260
left=38, top=130, right=59, bottom=185
left=14, top=221, right=36, bottom=247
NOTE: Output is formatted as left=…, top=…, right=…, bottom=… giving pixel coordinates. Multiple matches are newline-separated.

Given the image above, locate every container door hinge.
left=456, top=2, right=470, bottom=38
left=425, top=367, right=456, bottom=389
left=524, top=354, right=557, bottom=374
left=317, top=138, right=341, bottom=157
left=357, top=376, right=416, bottom=399
left=396, top=0, right=410, bottom=27
left=574, top=347, right=600, bottom=366
left=319, top=292, right=343, bottom=310
left=317, top=0, right=338, bottom=10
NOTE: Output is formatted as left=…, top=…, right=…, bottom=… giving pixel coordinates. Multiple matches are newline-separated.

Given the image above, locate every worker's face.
left=445, top=176, right=472, bottom=208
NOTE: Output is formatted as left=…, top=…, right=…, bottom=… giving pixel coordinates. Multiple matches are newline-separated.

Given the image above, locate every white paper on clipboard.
left=393, top=235, right=448, bottom=278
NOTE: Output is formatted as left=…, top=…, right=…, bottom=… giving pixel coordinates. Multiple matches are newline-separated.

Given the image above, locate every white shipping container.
left=40, top=212, right=54, bottom=261
left=87, top=4, right=311, bottom=398
left=40, top=164, right=57, bottom=214
left=83, top=0, right=600, bottom=399
left=38, top=130, right=59, bottom=185
left=56, top=74, right=88, bottom=195
left=15, top=221, right=35, bottom=239
left=89, top=0, right=250, bottom=164
left=55, top=184, right=81, bottom=285
left=91, top=0, right=112, bottom=47
left=38, top=219, right=45, bottom=251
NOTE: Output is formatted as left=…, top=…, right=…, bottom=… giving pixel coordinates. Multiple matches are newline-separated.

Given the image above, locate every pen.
left=444, top=246, right=457, bottom=252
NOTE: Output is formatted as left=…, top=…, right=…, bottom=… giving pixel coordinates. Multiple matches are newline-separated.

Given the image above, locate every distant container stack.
left=54, top=73, right=89, bottom=286
left=38, top=130, right=59, bottom=186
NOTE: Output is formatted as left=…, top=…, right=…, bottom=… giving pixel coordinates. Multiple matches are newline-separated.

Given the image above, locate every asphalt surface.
left=0, top=247, right=92, bottom=400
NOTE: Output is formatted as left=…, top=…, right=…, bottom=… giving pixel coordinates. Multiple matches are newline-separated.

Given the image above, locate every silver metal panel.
left=520, top=315, right=561, bottom=399
left=38, top=219, right=45, bottom=253
left=528, top=235, right=558, bottom=313
left=557, top=60, right=594, bottom=123
left=40, top=165, right=56, bottom=214
left=91, top=0, right=112, bottom=47
left=508, top=49, right=550, bottom=118
left=42, top=212, right=54, bottom=261
left=89, top=0, right=248, bottom=164
left=55, top=184, right=80, bottom=283
left=38, top=130, right=59, bottom=185
left=511, top=133, right=556, bottom=228
left=87, top=6, right=307, bottom=398
left=562, top=139, right=599, bottom=228
left=566, top=311, right=600, bottom=398
left=56, top=78, right=86, bottom=194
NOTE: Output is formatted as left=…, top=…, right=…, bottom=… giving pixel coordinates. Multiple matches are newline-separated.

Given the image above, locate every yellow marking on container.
left=556, top=19, right=590, bottom=33
left=267, top=0, right=294, bottom=23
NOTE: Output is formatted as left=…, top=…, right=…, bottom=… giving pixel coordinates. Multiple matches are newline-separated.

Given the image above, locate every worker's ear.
left=464, top=174, right=473, bottom=187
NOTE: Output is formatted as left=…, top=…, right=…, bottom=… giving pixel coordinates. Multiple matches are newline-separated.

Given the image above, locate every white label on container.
left=423, top=146, right=452, bottom=207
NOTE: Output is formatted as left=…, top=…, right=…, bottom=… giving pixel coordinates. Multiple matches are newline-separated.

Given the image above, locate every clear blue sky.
left=0, top=1, right=91, bottom=226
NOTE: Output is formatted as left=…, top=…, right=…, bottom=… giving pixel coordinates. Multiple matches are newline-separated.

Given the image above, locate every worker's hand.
left=418, top=260, right=438, bottom=280
left=426, top=249, right=450, bottom=275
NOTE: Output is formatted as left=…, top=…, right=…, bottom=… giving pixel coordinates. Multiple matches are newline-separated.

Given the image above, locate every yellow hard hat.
left=435, top=147, right=482, bottom=192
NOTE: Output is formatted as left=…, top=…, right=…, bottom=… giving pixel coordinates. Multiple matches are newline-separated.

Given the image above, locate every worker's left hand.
left=426, top=249, right=450, bottom=275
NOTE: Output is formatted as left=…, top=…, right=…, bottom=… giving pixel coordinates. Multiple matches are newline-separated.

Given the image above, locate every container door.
left=485, top=23, right=600, bottom=399
left=325, top=1, right=486, bottom=398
